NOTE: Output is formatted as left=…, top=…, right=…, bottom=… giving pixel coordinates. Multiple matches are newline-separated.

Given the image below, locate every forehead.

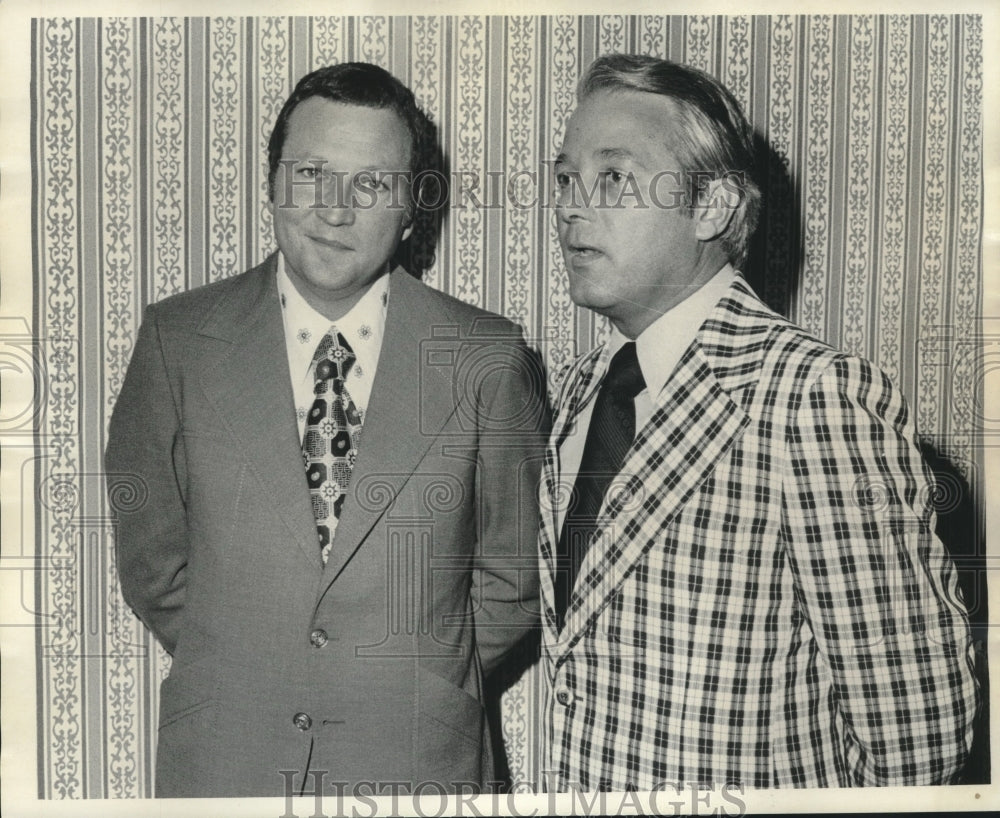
left=560, top=90, right=680, bottom=165
left=283, top=96, right=412, bottom=167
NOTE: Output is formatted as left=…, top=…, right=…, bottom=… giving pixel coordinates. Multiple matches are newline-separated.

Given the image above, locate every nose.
left=303, top=169, right=355, bottom=226
left=317, top=201, right=355, bottom=227
left=557, top=199, right=586, bottom=226
left=554, top=174, right=587, bottom=223
left=316, top=182, right=356, bottom=226
left=558, top=208, right=584, bottom=225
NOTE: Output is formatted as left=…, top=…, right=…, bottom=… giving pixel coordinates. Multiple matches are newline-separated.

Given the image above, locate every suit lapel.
left=197, top=256, right=323, bottom=570
left=538, top=347, right=605, bottom=645
left=548, top=348, right=606, bottom=455
left=552, top=348, right=750, bottom=658
left=318, top=270, right=460, bottom=587
left=547, top=278, right=772, bottom=662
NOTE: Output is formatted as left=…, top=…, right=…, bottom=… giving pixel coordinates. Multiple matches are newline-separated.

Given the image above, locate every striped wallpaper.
left=31, top=14, right=985, bottom=797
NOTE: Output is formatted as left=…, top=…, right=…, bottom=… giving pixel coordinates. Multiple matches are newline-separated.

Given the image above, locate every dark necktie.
left=554, top=341, right=645, bottom=628
left=302, top=331, right=363, bottom=564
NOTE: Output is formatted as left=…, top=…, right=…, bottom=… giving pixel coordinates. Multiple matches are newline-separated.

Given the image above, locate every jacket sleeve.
left=105, top=306, right=189, bottom=655
left=783, top=354, right=977, bottom=784
left=467, top=330, right=551, bottom=676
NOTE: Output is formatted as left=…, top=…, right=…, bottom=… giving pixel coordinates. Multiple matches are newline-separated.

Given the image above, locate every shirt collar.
left=608, top=264, right=736, bottom=400
left=276, top=252, right=390, bottom=380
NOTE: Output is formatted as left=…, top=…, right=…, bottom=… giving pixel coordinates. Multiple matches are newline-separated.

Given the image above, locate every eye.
left=355, top=171, right=392, bottom=191
left=602, top=169, right=626, bottom=185
left=296, top=165, right=320, bottom=179
left=555, top=169, right=583, bottom=194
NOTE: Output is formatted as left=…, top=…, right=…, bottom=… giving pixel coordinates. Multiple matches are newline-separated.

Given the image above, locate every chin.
left=568, top=277, right=616, bottom=312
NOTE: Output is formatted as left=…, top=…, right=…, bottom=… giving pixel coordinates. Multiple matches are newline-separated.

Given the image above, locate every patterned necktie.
left=554, top=341, right=646, bottom=628
left=303, top=330, right=363, bottom=564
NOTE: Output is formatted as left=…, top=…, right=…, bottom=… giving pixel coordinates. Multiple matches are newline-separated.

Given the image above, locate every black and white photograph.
left=1, top=0, right=996, bottom=815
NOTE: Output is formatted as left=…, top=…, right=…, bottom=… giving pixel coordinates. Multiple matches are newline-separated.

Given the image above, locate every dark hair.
left=266, top=62, right=433, bottom=206
left=579, top=54, right=761, bottom=267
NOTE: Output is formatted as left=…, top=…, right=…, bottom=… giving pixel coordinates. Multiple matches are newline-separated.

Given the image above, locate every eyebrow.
left=289, top=158, right=403, bottom=175
left=553, top=147, right=642, bottom=166
left=597, top=148, right=637, bottom=162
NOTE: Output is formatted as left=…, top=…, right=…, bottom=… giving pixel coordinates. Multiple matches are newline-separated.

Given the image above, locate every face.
left=554, top=90, right=724, bottom=338
left=267, top=97, right=414, bottom=320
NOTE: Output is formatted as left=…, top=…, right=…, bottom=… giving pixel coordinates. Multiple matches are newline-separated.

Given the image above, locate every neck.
left=285, top=266, right=389, bottom=323
left=612, top=260, right=729, bottom=340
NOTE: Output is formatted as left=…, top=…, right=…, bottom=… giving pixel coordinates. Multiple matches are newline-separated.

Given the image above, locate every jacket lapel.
left=196, top=256, right=322, bottom=570
left=547, top=278, right=772, bottom=663
left=318, top=270, right=460, bottom=588
left=538, top=346, right=605, bottom=645
left=552, top=347, right=750, bottom=659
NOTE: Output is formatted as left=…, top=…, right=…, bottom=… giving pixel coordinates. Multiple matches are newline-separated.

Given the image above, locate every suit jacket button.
left=555, top=687, right=572, bottom=706
left=292, top=712, right=312, bottom=731
left=309, top=628, right=329, bottom=648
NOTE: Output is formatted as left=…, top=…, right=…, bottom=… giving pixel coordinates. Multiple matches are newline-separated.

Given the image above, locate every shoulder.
left=764, top=320, right=897, bottom=412
left=392, top=271, right=526, bottom=341
left=145, top=257, right=274, bottom=329
left=714, top=279, right=846, bottom=387
left=754, top=318, right=908, bottom=426
left=706, top=279, right=905, bottom=415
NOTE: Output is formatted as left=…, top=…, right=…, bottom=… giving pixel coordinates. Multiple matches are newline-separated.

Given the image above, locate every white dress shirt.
left=276, top=254, right=389, bottom=441
left=556, top=264, right=736, bottom=531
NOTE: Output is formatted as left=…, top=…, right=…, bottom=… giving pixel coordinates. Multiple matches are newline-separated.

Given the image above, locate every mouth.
left=564, top=242, right=604, bottom=264
left=309, top=236, right=353, bottom=252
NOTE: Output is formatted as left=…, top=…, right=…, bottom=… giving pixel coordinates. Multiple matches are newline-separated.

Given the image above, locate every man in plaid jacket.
left=540, top=53, right=977, bottom=789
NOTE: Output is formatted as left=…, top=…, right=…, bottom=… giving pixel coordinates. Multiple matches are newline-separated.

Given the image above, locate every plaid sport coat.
left=539, top=276, right=977, bottom=790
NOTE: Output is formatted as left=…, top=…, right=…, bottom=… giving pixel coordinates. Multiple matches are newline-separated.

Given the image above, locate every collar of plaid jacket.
left=540, top=274, right=777, bottom=660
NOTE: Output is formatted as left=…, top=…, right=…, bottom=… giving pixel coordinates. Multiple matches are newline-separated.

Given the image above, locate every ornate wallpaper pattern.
left=31, top=15, right=984, bottom=797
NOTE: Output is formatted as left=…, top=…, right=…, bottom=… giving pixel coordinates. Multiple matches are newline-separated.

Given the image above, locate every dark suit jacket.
left=106, top=255, right=548, bottom=797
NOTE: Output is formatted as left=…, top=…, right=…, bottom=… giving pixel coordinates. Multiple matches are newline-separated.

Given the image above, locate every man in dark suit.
left=106, top=62, right=548, bottom=798
left=539, top=54, right=977, bottom=789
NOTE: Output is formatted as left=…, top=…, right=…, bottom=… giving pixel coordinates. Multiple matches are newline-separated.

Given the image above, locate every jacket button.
left=309, top=628, right=329, bottom=648
left=292, top=712, right=312, bottom=731
left=555, top=687, right=572, bottom=706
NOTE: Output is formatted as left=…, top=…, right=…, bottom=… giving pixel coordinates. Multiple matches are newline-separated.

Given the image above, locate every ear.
left=693, top=177, right=739, bottom=243
left=265, top=175, right=280, bottom=217
left=399, top=170, right=419, bottom=243
left=401, top=210, right=415, bottom=243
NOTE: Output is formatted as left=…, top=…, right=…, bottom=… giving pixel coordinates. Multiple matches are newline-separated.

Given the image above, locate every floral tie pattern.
left=303, top=330, right=363, bottom=564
